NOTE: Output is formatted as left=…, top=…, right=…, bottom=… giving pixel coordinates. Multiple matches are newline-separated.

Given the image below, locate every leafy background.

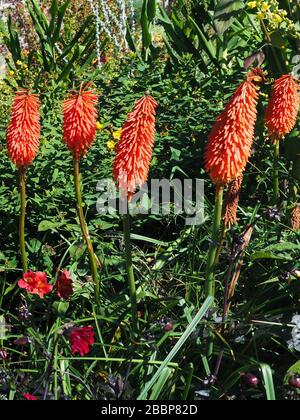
left=0, top=0, right=299, bottom=400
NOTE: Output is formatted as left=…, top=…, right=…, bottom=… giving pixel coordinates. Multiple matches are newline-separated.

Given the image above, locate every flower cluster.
left=113, top=94, right=158, bottom=201
left=265, top=74, right=300, bottom=139
left=7, top=90, right=41, bottom=168
left=63, top=84, right=98, bottom=158
left=18, top=270, right=73, bottom=300
left=247, top=0, right=297, bottom=34
left=68, top=326, right=95, bottom=356
left=18, top=272, right=53, bottom=299
left=204, top=68, right=265, bottom=185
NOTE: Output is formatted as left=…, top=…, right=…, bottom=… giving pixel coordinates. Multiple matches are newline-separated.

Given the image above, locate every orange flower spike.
left=113, top=94, right=158, bottom=201
left=7, top=89, right=41, bottom=168
left=204, top=68, right=265, bottom=186
left=265, top=74, right=300, bottom=140
left=63, top=84, right=98, bottom=158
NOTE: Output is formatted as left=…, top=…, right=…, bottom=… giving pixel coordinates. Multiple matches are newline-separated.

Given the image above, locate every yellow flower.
left=9, top=70, right=15, bottom=76
left=16, top=60, right=22, bottom=66
left=160, top=131, right=169, bottom=137
left=261, top=2, right=270, bottom=12
left=23, top=64, right=28, bottom=69
left=107, top=140, right=116, bottom=151
left=257, top=12, right=265, bottom=19
left=281, top=10, right=287, bottom=16
left=113, top=129, right=122, bottom=140
left=294, top=270, right=300, bottom=279
left=272, top=13, right=283, bottom=23
left=96, top=122, right=104, bottom=130
left=247, top=1, right=257, bottom=8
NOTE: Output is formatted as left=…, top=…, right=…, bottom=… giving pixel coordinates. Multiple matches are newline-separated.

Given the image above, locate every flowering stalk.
left=123, top=210, right=137, bottom=331
left=7, top=90, right=41, bottom=274
left=205, top=186, right=224, bottom=299
left=73, top=156, right=99, bottom=303
left=273, top=138, right=280, bottom=203
left=62, top=83, right=100, bottom=302
left=19, top=167, right=27, bottom=273
left=204, top=68, right=264, bottom=299
left=113, top=94, right=157, bottom=329
left=265, top=74, right=300, bottom=203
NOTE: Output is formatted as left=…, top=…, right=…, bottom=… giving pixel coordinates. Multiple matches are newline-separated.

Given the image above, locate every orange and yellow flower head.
left=204, top=68, right=265, bottom=186
left=63, top=83, right=98, bottom=158
left=265, top=74, right=299, bottom=139
left=113, top=94, right=157, bottom=201
left=7, top=90, right=41, bottom=168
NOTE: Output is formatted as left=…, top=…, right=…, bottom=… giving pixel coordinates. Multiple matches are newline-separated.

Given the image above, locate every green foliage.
left=0, top=0, right=299, bottom=402
left=3, top=0, right=104, bottom=86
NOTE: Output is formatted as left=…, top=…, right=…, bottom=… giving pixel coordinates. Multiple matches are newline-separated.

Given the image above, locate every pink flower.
left=69, top=326, right=95, bottom=356
left=56, top=269, right=73, bottom=299
left=23, top=393, right=38, bottom=400
left=18, top=271, right=53, bottom=299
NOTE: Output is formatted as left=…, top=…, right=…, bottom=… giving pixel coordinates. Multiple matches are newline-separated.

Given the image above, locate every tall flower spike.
left=113, top=94, right=158, bottom=201
left=63, top=84, right=98, bottom=158
left=265, top=74, right=300, bottom=140
left=204, top=68, right=265, bottom=186
left=7, top=90, right=41, bottom=168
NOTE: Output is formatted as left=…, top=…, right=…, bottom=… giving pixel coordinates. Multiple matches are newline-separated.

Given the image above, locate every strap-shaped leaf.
left=214, top=0, right=245, bottom=35
left=52, top=0, right=70, bottom=43
left=48, top=0, right=59, bottom=35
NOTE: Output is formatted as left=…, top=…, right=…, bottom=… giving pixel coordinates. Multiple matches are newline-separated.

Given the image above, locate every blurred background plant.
left=0, top=0, right=299, bottom=401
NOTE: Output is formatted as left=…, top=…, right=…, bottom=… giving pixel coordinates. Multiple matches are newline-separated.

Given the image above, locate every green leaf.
left=186, top=17, right=218, bottom=65
left=214, top=0, right=245, bottom=35
left=149, top=367, right=174, bottom=400
left=263, top=242, right=300, bottom=253
left=52, top=301, right=70, bottom=317
left=260, top=363, right=276, bottom=401
left=137, top=296, right=214, bottom=400
left=38, top=220, right=62, bottom=232
left=285, top=361, right=300, bottom=384
left=141, top=0, right=152, bottom=50
left=48, top=0, right=59, bottom=35
left=147, top=0, right=157, bottom=21
left=250, top=251, right=293, bottom=261
left=53, top=0, right=70, bottom=43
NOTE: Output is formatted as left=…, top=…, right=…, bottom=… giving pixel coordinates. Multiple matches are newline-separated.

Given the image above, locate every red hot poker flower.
left=18, top=271, right=53, bottom=299
left=113, top=94, right=157, bottom=201
left=62, top=84, right=98, bottom=158
left=69, top=326, right=95, bottom=356
left=204, top=68, right=265, bottom=186
left=56, top=269, right=73, bottom=299
left=265, top=74, right=300, bottom=139
left=7, top=90, right=41, bottom=168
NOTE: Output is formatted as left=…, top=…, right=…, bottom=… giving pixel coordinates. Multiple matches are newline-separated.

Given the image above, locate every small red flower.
left=18, top=271, right=53, bottom=299
left=69, top=326, right=95, bottom=356
left=56, top=269, right=73, bottom=299
left=23, top=393, right=38, bottom=400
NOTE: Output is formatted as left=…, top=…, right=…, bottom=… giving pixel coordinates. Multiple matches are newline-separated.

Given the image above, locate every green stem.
left=19, top=168, right=28, bottom=273
left=273, top=139, right=280, bottom=204
left=123, top=211, right=138, bottom=332
left=53, top=334, right=59, bottom=401
left=205, top=186, right=224, bottom=299
left=73, top=156, right=99, bottom=303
